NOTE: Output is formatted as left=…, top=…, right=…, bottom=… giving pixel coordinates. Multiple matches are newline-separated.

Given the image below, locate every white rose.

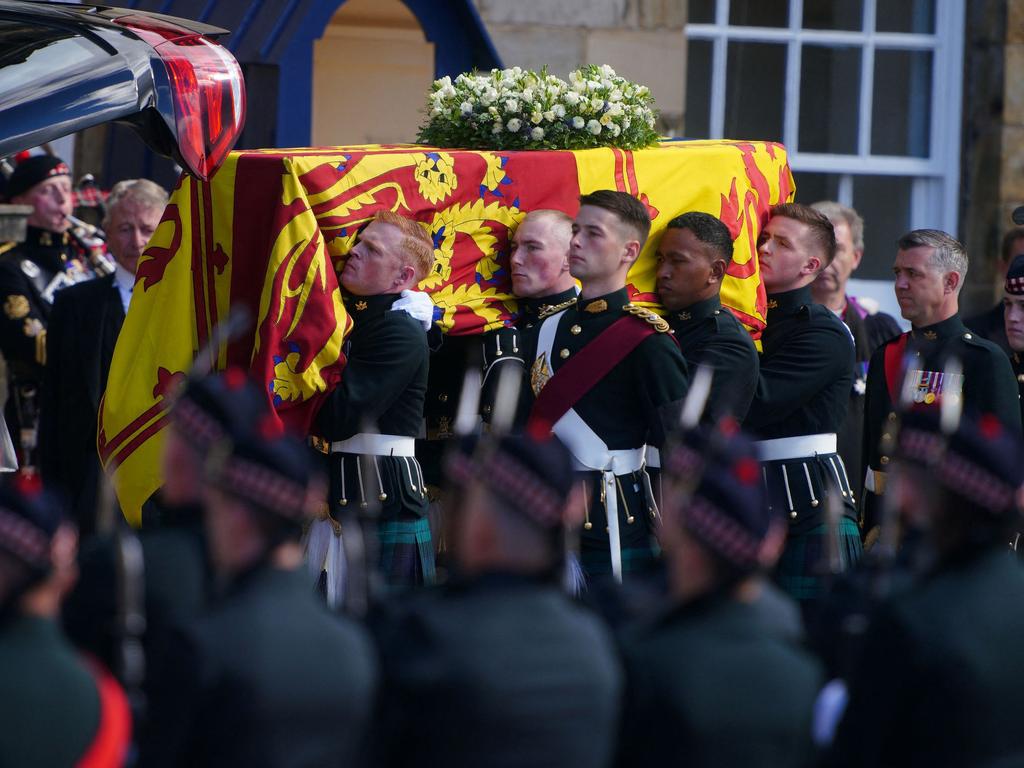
left=601, top=79, right=613, bottom=90
left=492, top=122, right=503, bottom=134
left=609, top=89, right=623, bottom=102
left=587, top=79, right=602, bottom=92
left=600, top=64, right=615, bottom=77
left=505, top=98, right=519, bottom=113
left=530, top=110, right=543, bottom=124
left=460, top=101, right=474, bottom=115
left=437, top=75, right=453, bottom=89
left=553, top=104, right=566, bottom=118
left=531, top=126, right=545, bottom=140
left=506, top=118, right=522, bottom=132
left=590, top=96, right=604, bottom=111
left=564, top=91, right=581, bottom=106
left=587, top=119, right=602, bottom=135
left=572, top=116, right=585, bottom=129
left=543, top=110, right=556, bottom=122
left=600, top=113, right=614, bottom=126
left=430, top=107, right=442, bottom=117
left=522, top=87, right=535, bottom=101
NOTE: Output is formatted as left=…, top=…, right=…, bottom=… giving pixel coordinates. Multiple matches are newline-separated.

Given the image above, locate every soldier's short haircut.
left=769, top=202, right=837, bottom=267
left=578, top=189, right=651, bottom=245
left=665, top=211, right=734, bottom=264
left=103, top=179, right=168, bottom=226
left=373, top=210, right=437, bottom=282
left=810, top=200, right=865, bottom=252
left=897, top=229, right=968, bottom=292
left=522, top=209, right=573, bottom=231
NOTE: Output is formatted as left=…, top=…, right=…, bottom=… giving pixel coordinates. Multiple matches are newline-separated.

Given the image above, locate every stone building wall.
left=472, top=0, right=689, bottom=135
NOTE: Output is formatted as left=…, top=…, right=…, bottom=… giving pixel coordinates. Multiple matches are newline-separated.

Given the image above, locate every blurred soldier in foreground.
left=374, top=432, right=621, bottom=768
left=862, top=230, right=1021, bottom=535
left=810, top=201, right=901, bottom=491
left=655, top=211, right=758, bottom=423
left=140, top=415, right=377, bottom=767
left=617, top=419, right=821, bottom=767
left=39, top=178, right=167, bottom=536
left=0, top=475, right=131, bottom=765
left=0, top=155, right=94, bottom=465
left=1002, top=254, right=1024, bottom=425
left=312, top=210, right=436, bottom=588
left=526, top=190, right=690, bottom=581
left=827, top=409, right=1024, bottom=767
left=745, top=203, right=858, bottom=605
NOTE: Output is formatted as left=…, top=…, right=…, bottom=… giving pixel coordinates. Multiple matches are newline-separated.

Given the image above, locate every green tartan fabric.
left=378, top=517, right=436, bottom=588
left=776, top=518, right=862, bottom=601
left=580, top=543, right=660, bottom=578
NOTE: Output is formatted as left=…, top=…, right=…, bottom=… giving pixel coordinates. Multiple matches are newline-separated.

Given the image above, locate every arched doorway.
left=312, top=0, right=435, bottom=146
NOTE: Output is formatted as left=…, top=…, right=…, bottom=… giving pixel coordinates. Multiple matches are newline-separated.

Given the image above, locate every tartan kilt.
left=378, top=516, right=436, bottom=588
left=577, top=469, right=661, bottom=579
left=776, top=517, right=862, bottom=602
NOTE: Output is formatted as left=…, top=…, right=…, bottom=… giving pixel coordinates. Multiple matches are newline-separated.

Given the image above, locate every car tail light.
left=114, top=16, right=246, bottom=181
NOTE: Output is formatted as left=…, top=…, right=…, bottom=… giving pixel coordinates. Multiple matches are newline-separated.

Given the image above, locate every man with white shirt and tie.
left=39, top=179, right=167, bottom=536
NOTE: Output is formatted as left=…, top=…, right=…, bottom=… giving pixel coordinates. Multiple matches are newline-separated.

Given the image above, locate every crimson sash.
left=883, top=332, right=910, bottom=405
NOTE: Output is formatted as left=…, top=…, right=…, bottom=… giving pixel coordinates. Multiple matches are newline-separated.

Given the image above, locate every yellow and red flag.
left=100, top=139, right=793, bottom=524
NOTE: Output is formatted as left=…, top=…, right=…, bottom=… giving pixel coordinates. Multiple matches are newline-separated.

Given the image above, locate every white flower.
left=572, top=116, right=585, bottom=129
left=600, top=113, right=614, bottom=126
left=430, top=107, right=442, bottom=117
left=587, top=79, right=602, bottom=92
left=586, top=119, right=602, bottom=135
left=522, top=87, right=535, bottom=102
left=460, top=101, right=474, bottom=115
left=599, top=64, right=615, bottom=77
left=482, top=88, right=498, bottom=105
left=543, top=110, right=556, bottom=122
left=609, top=89, right=623, bottom=102
left=506, top=117, right=522, bottom=132
left=530, top=110, right=544, bottom=124
left=437, top=75, right=453, bottom=89
left=610, top=124, right=621, bottom=136
left=564, top=91, right=581, bottom=106
left=553, top=104, right=566, bottom=118
left=531, top=126, right=545, bottom=140
left=439, top=84, right=456, bottom=98
left=492, top=122, right=503, bottom=134
left=505, top=98, right=519, bottom=113
left=590, top=96, right=604, bottom=111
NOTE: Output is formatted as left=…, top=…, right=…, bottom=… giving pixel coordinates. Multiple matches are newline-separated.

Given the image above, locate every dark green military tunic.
left=315, top=293, right=434, bottom=585
left=827, top=549, right=1024, bottom=767
left=861, top=314, right=1022, bottom=531
left=139, top=566, right=378, bottom=768
left=527, top=288, right=690, bottom=577
left=667, top=294, right=759, bottom=424
left=0, top=615, right=116, bottom=766
left=373, top=571, right=622, bottom=768
left=618, top=592, right=822, bottom=767
left=1012, top=350, right=1024, bottom=429
left=745, top=286, right=859, bottom=602
left=0, top=227, right=93, bottom=464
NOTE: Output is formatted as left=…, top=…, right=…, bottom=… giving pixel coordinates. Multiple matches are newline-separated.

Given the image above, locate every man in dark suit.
left=38, top=179, right=167, bottom=536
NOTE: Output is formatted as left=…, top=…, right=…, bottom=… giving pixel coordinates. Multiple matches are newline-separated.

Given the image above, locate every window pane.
left=799, top=46, right=861, bottom=154
left=688, top=0, right=715, bottom=23
left=685, top=40, right=713, bottom=138
left=852, top=175, right=914, bottom=280
left=725, top=42, right=786, bottom=141
left=791, top=171, right=842, bottom=206
left=871, top=50, right=932, bottom=157
left=729, top=0, right=788, bottom=27
left=875, top=0, right=935, bottom=33
left=803, top=0, right=863, bottom=30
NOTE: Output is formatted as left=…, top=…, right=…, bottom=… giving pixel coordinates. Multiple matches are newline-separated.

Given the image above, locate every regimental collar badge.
left=767, top=299, right=778, bottom=310
left=537, top=297, right=577, bottom=320
left=583, top=299, right=608, bottom=313
left=355, top=300, right=368, bottom=311
left=677, top=310, right=692, bottom=321
left=923, top=330, right=938, bottom=341
left=530, top=352, right=552, bottom=396
left=39, top=231, right=52, bottom=247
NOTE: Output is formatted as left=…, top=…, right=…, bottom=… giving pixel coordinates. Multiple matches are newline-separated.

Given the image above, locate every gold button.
left=570, top=324, right=582, bottom=335
left=880, top=455, right=890, bottom=465
left=439, top=393, right=448, bottom=402
left=584, top=522, right=592, bottom=530
left=560, top=348, right=570, bottom=359
left=378, top=492, right=388, bottom=501
left=881, top=432, right=894, bottom=445
left=888, top=412, right=897, bottom=423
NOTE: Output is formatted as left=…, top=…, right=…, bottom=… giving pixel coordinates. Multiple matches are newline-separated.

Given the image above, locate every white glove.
left=392, top=289, right=435, bottom=331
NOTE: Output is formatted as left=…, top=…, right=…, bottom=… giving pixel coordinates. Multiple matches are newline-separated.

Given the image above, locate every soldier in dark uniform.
left=810, top=202, right=901, bottom=490
left=0, top=155, right=95, bottom=466
left=654, top=211, right=759, bottom=423
left=826, top=409, right=1024, bottom=768
left=525, top=190, right=690, bottom=582
left=1001, top=254, right=1024, bottom=426
left=617, top=419, right=822, bottom=767
left=312, top=210, right=436, bottom=588
left=0, top=475, right=131, bottom=765
left=745, top=203, right=859, bottom=606
left=862, top=230, right=1021, bottom=535
left=139, top=415, right=377, bottom=768
left=374, top=431, right=622, bottom=768
left=965, top=226, right=1024, bottom=354
left=63, top=369, right=268, bottom=716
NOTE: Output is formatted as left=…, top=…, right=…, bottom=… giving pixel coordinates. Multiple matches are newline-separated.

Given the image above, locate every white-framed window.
left=685, top=0, right=965, bottom=281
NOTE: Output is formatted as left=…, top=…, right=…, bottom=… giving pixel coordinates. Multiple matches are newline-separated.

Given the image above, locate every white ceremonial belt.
left=645, top=446, right=660, bottom=469
left=755, top=433, right=837, bottom=462
left=330, top=433, right=416, bottom=457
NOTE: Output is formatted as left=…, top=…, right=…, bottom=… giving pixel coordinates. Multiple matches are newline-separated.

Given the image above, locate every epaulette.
left=537, top=297, right=577, bottom=319
left=623, top=303, right=670, bottom=333
left=0, top=242, right=16, bottom=258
